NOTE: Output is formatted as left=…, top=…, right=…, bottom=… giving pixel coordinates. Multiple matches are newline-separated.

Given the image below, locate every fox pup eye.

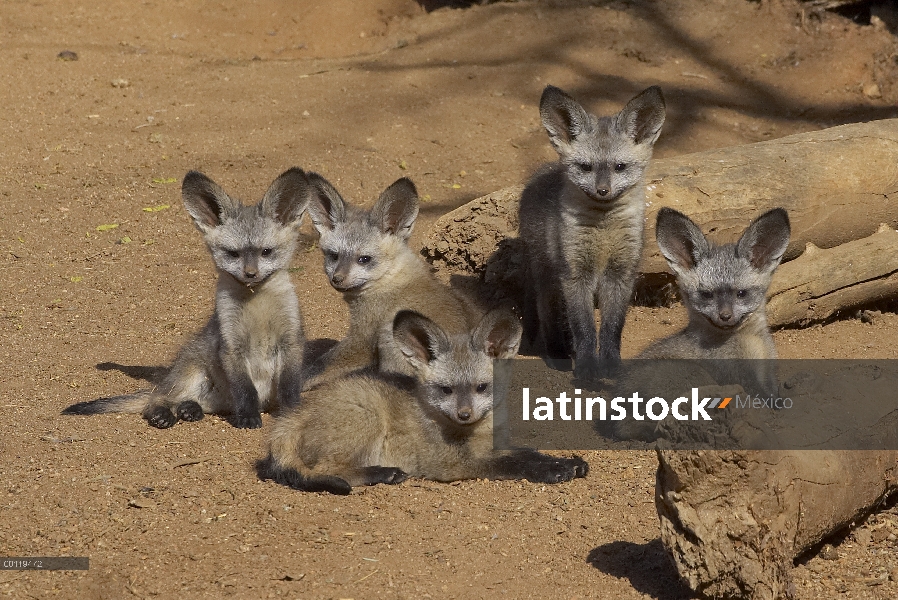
left=699, top=290, right=713, bottom=300
left=577, top=162, right=593, bottom=172
left=736, top=289, right=748, bottom=298
left=357, top=255, right=372, bottom=265
left=226, top=250, right=240, bottom=259
left=614, top=163, right=627, bottom=172
left=323, top=250, right=338, bottom=261
left=476, top=383, right=488, bottom=393
left=440, top=386, right=453, bottom=395
left=261, top=248, right=273, bottom=257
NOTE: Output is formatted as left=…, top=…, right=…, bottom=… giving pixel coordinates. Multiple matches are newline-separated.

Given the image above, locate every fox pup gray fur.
left=611, top=207, right=790, bottom=442
left=257, top=308, right=589, bottom=495
left=639, top=207, right=790, bottom=361
left=303, top=173, right=475, bottom=386
left=63, top=168, right=309, bottom=428
left=518, top=85, right=665, bottom=380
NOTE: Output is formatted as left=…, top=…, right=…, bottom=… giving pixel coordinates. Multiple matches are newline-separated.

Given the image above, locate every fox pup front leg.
left=596, top=262, right=638, bottom=366
left=221, top=350, right=263, bottom=429
left=561, top=277, right=601, bottom=380
left=276, top=339, right=305, bottom=411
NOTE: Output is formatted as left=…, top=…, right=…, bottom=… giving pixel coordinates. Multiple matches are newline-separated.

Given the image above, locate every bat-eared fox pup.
left=63, top=168, right=309, bottom=428
left=518, top=85, right=665, bottom=381
left=639, top=206, right=791, bottom=362
left=258, top=308, right=589, bottom=495
left=303, top=172, right=475, bottom=386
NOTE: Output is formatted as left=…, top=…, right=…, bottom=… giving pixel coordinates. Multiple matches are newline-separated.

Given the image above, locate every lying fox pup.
left=63, top=168, right=309, bottom=428
left=258, top=309, right=589, bottom=495
left=303, top=172, right=475, bottom=386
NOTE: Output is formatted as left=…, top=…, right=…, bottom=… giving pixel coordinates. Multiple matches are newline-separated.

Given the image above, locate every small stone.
left=820, top=543, right=839, bottom=561
left=57, top=50, right=78, bottom=61
left=111, top=78, right=130, bottom=88
left=854, top=528, right=872, bottom=546
left=864, top=83, right=882, bottom=99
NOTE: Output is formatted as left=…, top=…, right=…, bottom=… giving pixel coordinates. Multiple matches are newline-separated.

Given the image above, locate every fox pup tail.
left=62, top=390, right=151, bottom=415
left=255, top=454, right=353, bottom=496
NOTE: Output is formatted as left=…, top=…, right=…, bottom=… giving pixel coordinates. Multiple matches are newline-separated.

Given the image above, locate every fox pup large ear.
left=305, top=172, right=347, bottom=235
left=737, top=208, right=791, bottom=273
left=261, top=167, right=309, bottom=227
left=539, top=85, right=591, bottom=154
left=369, top=178, right=419, bottom=241
left=618, top=85, right=665, bottom=146
left=655, top=207, right=710, bottom=275
left=181, top=171, right=239, bottom=233
left=393, top=310, right=451, bottom=371
left=473, top=309, right=523, bottom=360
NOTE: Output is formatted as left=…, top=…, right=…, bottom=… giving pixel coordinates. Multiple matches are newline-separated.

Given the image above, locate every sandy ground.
left=3, top=0, right=898, bottom=598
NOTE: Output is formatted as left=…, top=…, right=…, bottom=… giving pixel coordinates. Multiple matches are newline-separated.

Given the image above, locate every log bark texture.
left=421, top=120, right=898, bottom=320
left=655, top=450, right=898, bottom=599
left=767, top=225, right=898, bottom=327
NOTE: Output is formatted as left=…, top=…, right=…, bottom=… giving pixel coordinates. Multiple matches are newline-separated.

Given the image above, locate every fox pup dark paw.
left=176, top=401, right=204, bottom=422
left=232, top=412, right=263, bottom=429
left=362, top=466, right=409, bottom=486
left=573, top=357, right=617, bottom=386
left=145, top=406, right=178, bottom=429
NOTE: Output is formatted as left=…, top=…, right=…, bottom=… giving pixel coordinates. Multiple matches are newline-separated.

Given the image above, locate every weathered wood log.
left=767, top=224, right=898, bottom=327
left=656, top=449, right=898, bottom=599
left=421, top=120, right=898, bottom=321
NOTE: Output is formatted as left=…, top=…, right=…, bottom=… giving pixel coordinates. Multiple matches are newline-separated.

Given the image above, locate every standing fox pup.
left=639, top=207, right=791, bottom=361
left=258, top=309, right=588, bottom=495
left=64, top=168, right=309, bottom=428
left=519, top=85, right=665, bottom=380
left=303, top=173, right=474, bottom=385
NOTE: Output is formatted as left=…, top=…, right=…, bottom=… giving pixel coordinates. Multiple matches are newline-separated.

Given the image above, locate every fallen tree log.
left=655, top=449, right=898, bottom=599
left=766, top=224, right=898, bottom=327
left=421, top=119, right=898, bottom=322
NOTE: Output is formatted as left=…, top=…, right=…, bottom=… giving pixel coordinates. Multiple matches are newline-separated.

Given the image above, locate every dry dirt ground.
left=3, top=0, right=898, bottom=598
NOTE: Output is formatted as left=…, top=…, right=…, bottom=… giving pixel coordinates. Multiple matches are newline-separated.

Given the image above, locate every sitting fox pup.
left=258, top=309, right=589, bottom=495
left=64, top=169, right=309, bottom=428
left=639, top=207, right=791, bottom=361
left=519, top=85, right=666, bottom=380
left=303, top=173, right=474, bottom=386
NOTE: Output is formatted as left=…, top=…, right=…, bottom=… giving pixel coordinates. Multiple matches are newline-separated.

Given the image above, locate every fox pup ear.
left=393, top=310, right=450, bottom=370
left=181, top=171, right=238, bottom=233
left=305, top=172, right=347, bottom=235
left=655, top=207, right=710, bottom=274
left=473, top=309, right=523, bottom=360
left=737, top=208, right=791, bottom=272
left=261, top=167, right=309, bottom=227
left=539, top=85, right=591, bottom=153
left=370, top=178, right=419, bottom=240
left=618, top=85, right=665, bottom=146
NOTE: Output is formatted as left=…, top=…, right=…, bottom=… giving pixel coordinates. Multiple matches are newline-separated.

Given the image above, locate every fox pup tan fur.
left=304, top=173, right=476, bottom=386
left=258, top=309, right=589, bottom=495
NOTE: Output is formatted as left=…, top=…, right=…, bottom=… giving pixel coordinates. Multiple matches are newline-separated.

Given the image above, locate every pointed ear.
left=305, top=172, right=346, bottom=235
left=472, top=309, right=523, bottom=360
left=737, top=208, right=791, bottom=272
left=260, top=167, right=309, bottom=227
left=369, top=178, right=419, bottom=240
left=655, top=207, right=710, bottom=274
left=618, top=85, right=665, bottom=146
left=181, top=171, right=238, bottom=234
left=393, top=310, right=451, bottom=371
left=539, top=85, right=591, bottom=154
